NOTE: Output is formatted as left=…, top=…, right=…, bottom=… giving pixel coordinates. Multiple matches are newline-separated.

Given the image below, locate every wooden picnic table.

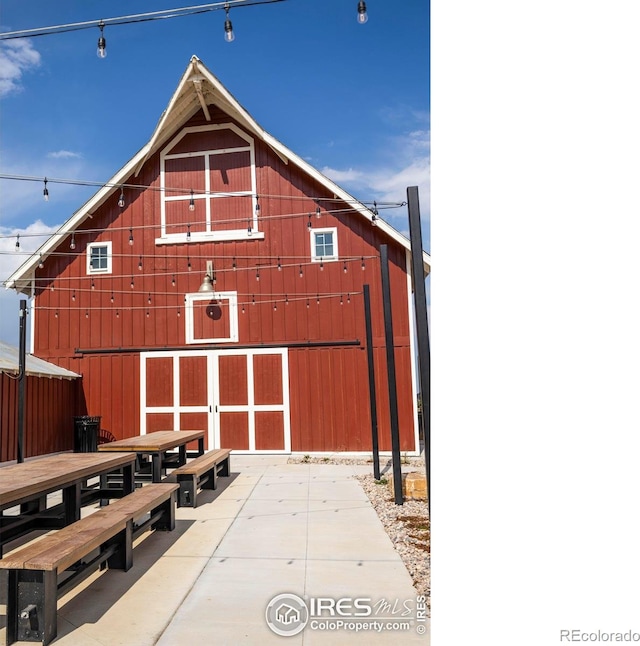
left=98, top=430, right=205, bottom=483
left=0, top=452, right=136, bottom=557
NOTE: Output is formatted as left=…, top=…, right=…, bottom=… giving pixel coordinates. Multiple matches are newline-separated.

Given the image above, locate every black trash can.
left=73, top=416, right=101, bottom=452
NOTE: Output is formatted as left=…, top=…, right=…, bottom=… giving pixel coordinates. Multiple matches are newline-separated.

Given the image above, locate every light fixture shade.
left=199, top=274, right=215, bottom=292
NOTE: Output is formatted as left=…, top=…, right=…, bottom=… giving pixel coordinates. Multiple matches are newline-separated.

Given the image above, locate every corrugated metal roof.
left=0, top=341, right=80, bottom=379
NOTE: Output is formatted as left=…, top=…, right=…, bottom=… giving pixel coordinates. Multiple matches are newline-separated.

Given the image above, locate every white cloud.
left=0, top=40, right=41, bottom=97
left=0, top=220, right=60, bottom=345
left=47, top=150, right=83, bottom=160
left=321, top=167, right=365, bottom=183
left=321, top=127, right=430, bottom=217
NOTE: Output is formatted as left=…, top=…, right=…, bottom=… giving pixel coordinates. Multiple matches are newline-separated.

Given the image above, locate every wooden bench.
left=0, top=483, right=179, bottom=646
left=166, top=448, right=231, bottom=508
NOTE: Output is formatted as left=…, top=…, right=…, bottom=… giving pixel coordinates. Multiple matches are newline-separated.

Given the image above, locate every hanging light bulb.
left=187, top=224, right=192, bottom=241
left=116, top=309, right=120, bottom=318
left=340, top=295, right=344, bottom=306
left=72, top=290, right=76, bottom=301
left=307, top=214, right=312, bottom=230
left=224, top=4, right=235, bottom=42
left=189, top=190, right=195, bottom=212
left=128, top=228, right=134, bottom=246
left=97, top=21, right=107, bottom=58
left=319, top=258, right=324, bottom=271
left=70, top=233, right=76, bottom=250
left=43, top=178, right=49, bottom=202
left=347, top=293, right=351, bottom=304
left=299, top=265, right=303, bottom=278
left=91, top=278, right=95, bottom=290
left=130, top=276, right=134, bottom=289
left=15, top=234, right=19, bottom=251
left=277, top=257, right=282, bottom=271
left=316, top=294, right=320, bottom=305
left=285, top=295, right=289, bottom=305
left=111, top=292, right=114, bottom=303
left=371, top=201, right=378, bottom=226
left=252, top=294, right=256, bottom=306
left=172, top=274, right=176, bottom=286
left=273, top=302, right=277, bottom=311
left=148, top=293, right=152, bottom=304
left=177, top=308, right=181, bottom=318
left=118, top=188, right=125, bottom=208
left=255, top=196, right=260, bottom=217
left=188, top=256, right=192, bottom=271
left=242, top=303, right=245, bottom=314
left=38, top=254, right=44, bottom=269
left=138, top=256, right=143, bottom=270
left=343, top=260, right=348, bottom=273
left=256, top=268, right=260, bottom=282
left=361, top=256, right=366, bottom=270
left=232, top=257, right=237, bottom=271
left=316, top=206, right=321, bottom=219
left=357, top=1, right=368, bottom=24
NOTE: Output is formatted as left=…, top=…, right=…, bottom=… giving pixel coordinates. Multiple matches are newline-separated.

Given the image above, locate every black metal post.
left=17, top=299, right=27, bottom=463
left=380, top=245, right=403, bottom=505
left=407, top=186, right=431, bottom=515
left=363, top=285, right=380, bottom=480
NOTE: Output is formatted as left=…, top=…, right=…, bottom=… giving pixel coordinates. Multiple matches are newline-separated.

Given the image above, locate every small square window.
left=87, top=241, right=112, bottom=274
left=310, top=227, right=338, bottom=263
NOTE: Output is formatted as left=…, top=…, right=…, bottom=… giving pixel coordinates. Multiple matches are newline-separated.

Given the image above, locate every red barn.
left=6, top=56, right=430, bottom=455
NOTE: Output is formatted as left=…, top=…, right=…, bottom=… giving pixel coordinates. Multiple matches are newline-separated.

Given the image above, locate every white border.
left=157, top=123, right=259, bottom=244
left=184, top=291, right=238, bottom=344
left=139, top=348, right=291, bottom=453
left=86, top=241, right=113, bottom=275
left=309, top=227, right=339, bottom=262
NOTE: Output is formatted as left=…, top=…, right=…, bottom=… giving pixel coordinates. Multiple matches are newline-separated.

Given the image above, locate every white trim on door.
left=140, top=347, right=291, bottom=453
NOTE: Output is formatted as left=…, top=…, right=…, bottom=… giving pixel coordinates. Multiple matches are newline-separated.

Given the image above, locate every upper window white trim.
left=86, top=241, right=112, bottom=274
left=184, top=291, right=239, bottom=344
left=158, top=123, right=258, bottom=244
left=310, top=227, right=338, bottom=262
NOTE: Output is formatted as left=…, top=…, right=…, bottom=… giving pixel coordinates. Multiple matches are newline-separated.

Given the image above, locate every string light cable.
left=0, top=1, right=288, bottom=41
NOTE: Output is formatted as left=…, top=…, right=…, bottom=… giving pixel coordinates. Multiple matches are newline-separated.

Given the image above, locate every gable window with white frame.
left=310, top=227, right=338, bottom=263
left=185, top=291, right=239, bottom=344
left=157, top=123, right=262, bottom=244
left=86, top=241, right=112, bottom=274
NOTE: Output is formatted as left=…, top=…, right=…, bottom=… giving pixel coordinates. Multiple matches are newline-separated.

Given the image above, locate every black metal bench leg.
left=177, top=476, right=197, bottom=508
left=106, top=523, right=133, bottom=571
left=219, top=456, right=230, bottom=477
left=7, top=569, right=57, bottom=645
left=152, top=492, right=177, bottom=529
left=203, top=467, right=217, bottom=491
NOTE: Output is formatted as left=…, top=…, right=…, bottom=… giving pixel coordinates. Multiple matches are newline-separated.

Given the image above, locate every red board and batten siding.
left=0, top=372, right=79, bottom=462
left=30, top=108, right=419, bottom=452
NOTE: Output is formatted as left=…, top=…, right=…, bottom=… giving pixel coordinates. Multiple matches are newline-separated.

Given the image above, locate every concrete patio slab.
left=0, top=456, right=429, bottom=645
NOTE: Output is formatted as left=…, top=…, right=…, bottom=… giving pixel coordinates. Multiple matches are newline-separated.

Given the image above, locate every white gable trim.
left=5, top=55, right=430, bottom=294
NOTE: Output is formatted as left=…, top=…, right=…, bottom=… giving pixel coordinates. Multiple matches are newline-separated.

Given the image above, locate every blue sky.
left=0, top=0, right=430, bottom=344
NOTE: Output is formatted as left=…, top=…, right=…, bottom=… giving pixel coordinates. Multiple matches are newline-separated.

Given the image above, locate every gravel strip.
left=288, top=456, right=431, bottom=614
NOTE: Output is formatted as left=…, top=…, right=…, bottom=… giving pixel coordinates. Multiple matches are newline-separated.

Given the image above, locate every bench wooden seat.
left=0, top=483, right=179, bottom=646
left=166, top=448, right=231, bottom=508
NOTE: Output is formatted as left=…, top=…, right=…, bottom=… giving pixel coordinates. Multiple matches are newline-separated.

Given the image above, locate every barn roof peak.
left=5, top=56, right=430, bottom=293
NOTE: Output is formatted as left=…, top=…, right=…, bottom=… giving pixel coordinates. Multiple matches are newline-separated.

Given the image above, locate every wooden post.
left=17, top=299, right=27, bottom=463
left=363, top=285, right=381, bottom=480
left=407, top=186, right=431, bottom=515
left=380, top=245, right=403, bottom=505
